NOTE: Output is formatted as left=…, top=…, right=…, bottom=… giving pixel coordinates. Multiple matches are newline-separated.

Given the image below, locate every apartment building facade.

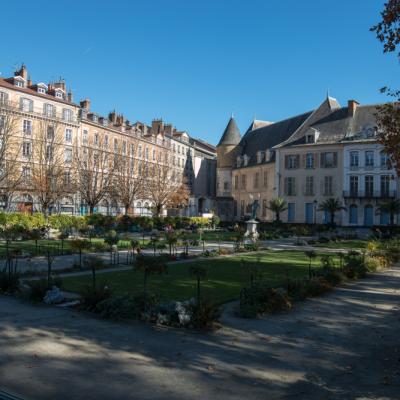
left=0, top=65, right=216, bottom=216
left=216, top=96, right=399, bottom=226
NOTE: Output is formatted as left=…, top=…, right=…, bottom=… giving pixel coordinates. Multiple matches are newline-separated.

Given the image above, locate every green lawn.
left=61, top=250, right=337, bottom=304
left=0, top=238, right=134, bottom=258
left=313, top=240, right=368, bottom=249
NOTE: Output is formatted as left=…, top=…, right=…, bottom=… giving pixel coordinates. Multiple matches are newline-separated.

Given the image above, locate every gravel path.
left=1, top=268, right=399, bottom=400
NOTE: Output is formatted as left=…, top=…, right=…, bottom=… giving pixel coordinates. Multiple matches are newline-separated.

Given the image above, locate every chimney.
left=80, top=99, right=90, bottom=110
left=67, top=90, right=73, bottom=103
left=164, top=123, right=173, bottom=135
left=348, top=100, right=359, bottom=117
left=108, top=111, right=117, bottom=124
left=27, top=75, right=32, bottom=87
left=152, top=119, right=164, bottom=135
left=15, top=64, right=28, bottom=80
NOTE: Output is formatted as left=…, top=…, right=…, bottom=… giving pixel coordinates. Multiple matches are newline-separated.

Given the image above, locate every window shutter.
left=295, top=155, right=300, bottom=168
left=29, top=100, right=33, bottom=112
left=314, top=153, right=319, bottom=168
left=320, top=179, right=325, bottom=196
left=302, top=154, right=306, bottom=168
left=293, top=178, right=297, bottom=195
left=284, top=178, right=288, bottom=195
left=19, top=97, right=23, bottom=110
left=333, top=152, right=338, bottom=167
left=284, top=155, right=289, bottom=169
left=320, top=153, right=325, bottom=168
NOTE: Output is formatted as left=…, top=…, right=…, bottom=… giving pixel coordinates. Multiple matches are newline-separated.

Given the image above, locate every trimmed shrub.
left=343, top=253, right=368, bottom=279
left=239, top=283, right=292, bottom=317
left=306, top=277, right=332, bottom=296
left=80, top=285, right=113, bottom=311
left=185, top=300, right=220, bottom=329
left=96, top=295, right=137, bottom=320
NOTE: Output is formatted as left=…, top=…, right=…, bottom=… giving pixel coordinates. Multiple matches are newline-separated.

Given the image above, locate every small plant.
left=304, top=250, right=317, bottom=278
left=80, top=285, right=113, bottom=311
left=343, top=252, right=368, bottom=279
left=185, top=300, right=220, bottom=329
left=83, top=256, right=104, bottom=290
left=70, top=238, right=90, bottom=267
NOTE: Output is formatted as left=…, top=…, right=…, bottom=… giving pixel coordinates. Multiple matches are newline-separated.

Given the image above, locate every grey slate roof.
left=218, top=117, right=241, bottom=146
left=237, top=111, right=312, bottom=167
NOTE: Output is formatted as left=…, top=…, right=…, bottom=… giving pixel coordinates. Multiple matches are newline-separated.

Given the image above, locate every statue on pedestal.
left=250, top=199, right=259, bottom=220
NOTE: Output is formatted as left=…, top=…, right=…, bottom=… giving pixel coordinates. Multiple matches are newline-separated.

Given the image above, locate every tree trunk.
left=89, top=204, right=95, bottom=215
left=330, top=212, right=335, bottom=225
left=276, top=211, right=280, bottom=222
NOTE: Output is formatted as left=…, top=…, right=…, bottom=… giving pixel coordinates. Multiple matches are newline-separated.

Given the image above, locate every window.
left=320, top=152, right=337, bottom=168
left=20, top=98, right=33, bottom=112
left=365, top=151, right=374, bottom=167
left=64, top=171, right=72, bottom=186
left=178, top=145, right=181, bottom=154
left=240, top=200, right=245, bottom=217
left=152, top=149, right=156, bottom=161
left=15, top=80, right=24, bottom=88
left=305, top=153, right=314, bottom=169
left=284, top=177, right=296, bottom=196
left=350, top=175, right=358, bottom=196
left=23, top=120, right=32, bottom=134
left=145, top=147, right=149, bottom=160
left=38, top=87, right=46, bottom=94
left=324, top=176, right=333, bottom=196
left=234, top=175, right=239, bottom=189
left=0, top=115, right=4, bottom=130
left=55, top=90, right=63, bottom=99
left=62, top=108, right=73, bottom=122
left=46, top=145, right=54, bottom=161
left=43, top=103, right=54, bottom=118
left=22, top=166, right=31, bottom=179
left=94, top=133, right=99, bottom=146
left=285, top=154, right=299, bottom=169
left=381, top=175, right=390, bottom=197
left=22, top=142, right=31, bottom=157
left=380, top=151, right=390, bottom=169
left=350, top=151, right=359, bottom=168
left=262, top=199, right=267, bottom=217
left=65, top=129, right=72, bottom=142
left=241, top=175, right=247, bottom=189
left=223, top=181, right=229, bottom=190
left=263, top=171, right=268, bottom=187
left=287, top=203, right=295, bottom=222
left=138, top=145, right=142, bottom=158
left=306, top=134, right=314, bottom=143
left=82, top=129, right=88, bottom=144
left=365, top=175, right=374, bottom=197
left=47, top=126, right=54, bottom=140
left=65, top=148, right=73, bottom=163
left=254, top=172, right=259, bottom=189
left=305, top=176, right=314, bottom=196
left=0, top=92, right=8, bottom=104
left=130, top=144, right=135, bottom=156
left=104, top=135, right=109, bottom=147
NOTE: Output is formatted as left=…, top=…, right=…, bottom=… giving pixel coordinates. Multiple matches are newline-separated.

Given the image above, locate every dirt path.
left=1, top=268, right=400, bottom=400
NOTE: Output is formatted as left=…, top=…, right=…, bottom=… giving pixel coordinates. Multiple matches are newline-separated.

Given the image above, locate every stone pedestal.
left=245, top=219, right=259, bottom=241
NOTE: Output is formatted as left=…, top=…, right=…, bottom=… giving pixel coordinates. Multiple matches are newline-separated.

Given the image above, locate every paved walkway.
left=1, top=267, right=399, bottom=399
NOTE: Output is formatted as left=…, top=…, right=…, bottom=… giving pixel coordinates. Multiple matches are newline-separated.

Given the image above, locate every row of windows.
left=284, top=176, right=335, bottom=196
left=20, top=119, right=73, bottom=142
left=349, top=150, right=390, bottom=168
left=21, top=142, right=73, bottom=163
left=285, top=152, right=338, bottom=169
left=348, top=175, right=391, bottom=196
left=234, top=171, right=269, bottom=190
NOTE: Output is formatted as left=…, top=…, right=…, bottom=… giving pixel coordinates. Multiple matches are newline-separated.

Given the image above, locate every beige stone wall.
left=231, top=163, right=276, bottom=221
left=277, top=144, right=344, bottom=224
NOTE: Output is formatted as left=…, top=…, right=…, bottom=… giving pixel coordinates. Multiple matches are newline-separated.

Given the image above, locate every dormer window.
left=306, top=135, right=314, bottom=143
left=14, top=77, right=25, bottom=88
left=243, top=155, right=249, bottom=166
left=236, top=156, right=242, bottom=168
left=55, top=90, right=63, bottom=99
left=257, top=151, right=264, bottom=164
left=92, top=115, right=98, bottom=123
left=38, top=87, right=45, bottom=94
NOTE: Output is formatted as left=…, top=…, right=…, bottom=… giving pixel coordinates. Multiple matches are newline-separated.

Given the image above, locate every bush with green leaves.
left=239, top=283, right=292, bottom=318
left=24, top=276, right=63, bottom=302
left=306, top=277, right=332, bottom=296
left=244, top=242, right=259, bottom=252
left=343, top=252, right=368, bottom=279
left=80, top=285, right=113, bottom=311
left=185, top=300, right=220, bottom=329
left=96, top=295, right=137, bottom=320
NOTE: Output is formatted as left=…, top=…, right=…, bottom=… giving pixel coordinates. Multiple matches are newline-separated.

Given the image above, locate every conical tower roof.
left=217, top=117, right=241, bottom=146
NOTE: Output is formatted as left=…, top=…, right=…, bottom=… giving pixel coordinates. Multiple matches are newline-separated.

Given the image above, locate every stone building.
left=0, top=65, right=216, bottom=216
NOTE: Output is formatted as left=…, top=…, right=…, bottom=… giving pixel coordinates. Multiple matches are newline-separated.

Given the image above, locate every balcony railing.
left=343, top=190, right=397, bottom=199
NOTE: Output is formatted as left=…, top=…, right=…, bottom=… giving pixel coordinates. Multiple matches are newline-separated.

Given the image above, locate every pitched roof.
left=237, top=111, right=312, bottom=166
left=218, top=117, right=241, bottom=146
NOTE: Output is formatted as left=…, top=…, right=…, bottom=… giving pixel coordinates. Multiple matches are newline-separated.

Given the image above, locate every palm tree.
left=318, top=198, right=346, bottom=226
left=267, top=198, right=288, bottom=222
left=377, top=199, right=400, bottom=227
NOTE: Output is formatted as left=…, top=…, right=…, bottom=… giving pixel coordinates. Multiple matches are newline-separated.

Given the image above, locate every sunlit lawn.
left=61, top=250, right=336, bottom=304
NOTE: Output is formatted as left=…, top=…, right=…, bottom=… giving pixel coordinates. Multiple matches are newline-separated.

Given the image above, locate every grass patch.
left=313, top=240, right=368, bottom=249
left=62, top=250, right=337, bottom=304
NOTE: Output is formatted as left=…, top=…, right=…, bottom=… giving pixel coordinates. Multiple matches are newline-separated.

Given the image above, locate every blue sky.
left=0, top=0, right=396, bottom=145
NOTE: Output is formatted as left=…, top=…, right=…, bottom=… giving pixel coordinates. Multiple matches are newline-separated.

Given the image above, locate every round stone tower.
left=216, top=117, right=241, bottom=219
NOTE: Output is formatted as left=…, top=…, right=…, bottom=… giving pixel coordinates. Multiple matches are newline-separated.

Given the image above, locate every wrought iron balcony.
left=343, top=190, right=397, bottom=199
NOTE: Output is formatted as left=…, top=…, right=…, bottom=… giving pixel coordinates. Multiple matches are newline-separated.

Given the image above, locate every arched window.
left=349, top=204, right=358, bottom=224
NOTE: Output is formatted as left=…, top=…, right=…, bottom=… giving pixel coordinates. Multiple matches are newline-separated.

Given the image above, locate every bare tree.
left=110, top=141, right=143, bottom=215
left=74, top=133, right=115, bottom=214
left=0, top=111, right=23, bottom=209
left=144, top=147, right=190, bottom=217
left=29, top=120, right=67, bottom=217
